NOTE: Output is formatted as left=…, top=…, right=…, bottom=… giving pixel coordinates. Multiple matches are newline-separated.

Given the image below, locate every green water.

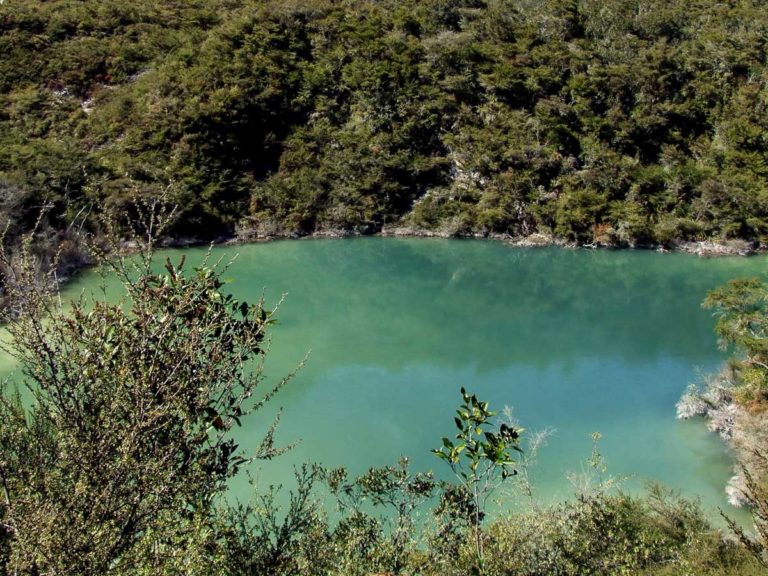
left=5, top=238, right=768, bottom=518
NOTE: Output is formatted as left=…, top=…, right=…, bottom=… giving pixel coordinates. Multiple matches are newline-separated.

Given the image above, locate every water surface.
left=8, top=238, right=768, bottom=518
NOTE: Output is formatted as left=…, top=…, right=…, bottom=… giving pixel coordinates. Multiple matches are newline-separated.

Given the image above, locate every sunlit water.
left=3, top=238, right=767, bottom=522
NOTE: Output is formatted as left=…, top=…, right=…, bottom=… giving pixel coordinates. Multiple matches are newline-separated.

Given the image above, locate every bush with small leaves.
left=0, top=235, right=292, bottom=574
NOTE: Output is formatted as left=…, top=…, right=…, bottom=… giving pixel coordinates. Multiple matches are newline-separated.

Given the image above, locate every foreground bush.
left=0, top=234, right=291, bottom=574
left=219, top=477, right=762, bottom=576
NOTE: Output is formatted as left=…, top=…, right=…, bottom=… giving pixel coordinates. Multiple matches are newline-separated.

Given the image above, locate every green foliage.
left=0, top=233, right=291, bottom=574
left=2, top=0, right=768, bottom=258
left=324, top=458, right=436, bottom=574
left=220, top=452, right=762, bottom=576
left=0, top=245, right=761, bottom=576
left=218, top=464, right=330, bottom=576
left=469, top=487, right=758, bottom=576
left=433, top=388, right=521, bottom=475
left=722, top=459, right=768, bottom=570
left=433, top=387, right=522, bottom=573
left=695, top=277, right=768, bottom=566
left=705, top=278, right=768, bottom=405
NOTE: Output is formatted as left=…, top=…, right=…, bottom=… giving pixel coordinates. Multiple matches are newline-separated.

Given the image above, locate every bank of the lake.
left=229, top=225, right=763, bottom=257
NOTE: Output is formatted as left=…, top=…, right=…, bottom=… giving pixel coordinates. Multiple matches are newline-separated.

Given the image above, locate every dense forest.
left=1, top=0, right=767, bottom=265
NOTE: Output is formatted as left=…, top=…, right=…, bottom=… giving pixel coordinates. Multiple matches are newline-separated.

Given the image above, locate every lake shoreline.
left=678, top=366, right=768, bottom=511
left=158, top=225, right=763, bottom=258
left=40, top=226, right=763, bottom=313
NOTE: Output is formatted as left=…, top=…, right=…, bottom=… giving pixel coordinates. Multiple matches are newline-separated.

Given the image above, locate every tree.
left=432, top=387, right=522, bottom=574
left=704, top=277, right=768, bottom=405
left=0, top=230, right=293, bottom=574
left=703, top=277, right=768, bottom=565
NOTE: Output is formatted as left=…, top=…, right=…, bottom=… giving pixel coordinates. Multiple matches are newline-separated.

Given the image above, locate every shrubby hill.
left=1, top=0, right=767, bottom=254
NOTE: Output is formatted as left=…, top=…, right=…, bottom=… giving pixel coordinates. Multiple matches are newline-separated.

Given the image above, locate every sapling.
left=432, top=387, right=522, bottom=574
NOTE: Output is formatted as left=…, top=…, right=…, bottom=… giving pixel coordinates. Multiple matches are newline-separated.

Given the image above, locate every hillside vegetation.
left=1, top=0, right=767, bottom=255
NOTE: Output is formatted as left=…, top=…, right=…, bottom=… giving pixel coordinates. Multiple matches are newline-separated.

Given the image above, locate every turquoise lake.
left=4, top=238, right=767, bottom=519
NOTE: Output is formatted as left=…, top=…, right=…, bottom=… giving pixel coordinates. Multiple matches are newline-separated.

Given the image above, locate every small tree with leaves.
left=432, top=387, right=522, bottom=574
left=704, top=277, right=768, bottom=405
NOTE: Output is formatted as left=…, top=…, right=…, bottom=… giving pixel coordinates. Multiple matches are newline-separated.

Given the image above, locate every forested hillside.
left=1, top=0, right=767, bottom=253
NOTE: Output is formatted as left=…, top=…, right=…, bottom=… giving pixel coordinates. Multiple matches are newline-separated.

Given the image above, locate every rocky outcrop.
left=678, top=366, right=768, bottom=508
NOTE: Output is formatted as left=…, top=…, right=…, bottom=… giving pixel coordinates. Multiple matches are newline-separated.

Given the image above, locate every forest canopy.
left=1, top=0, right=767, bottom=253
